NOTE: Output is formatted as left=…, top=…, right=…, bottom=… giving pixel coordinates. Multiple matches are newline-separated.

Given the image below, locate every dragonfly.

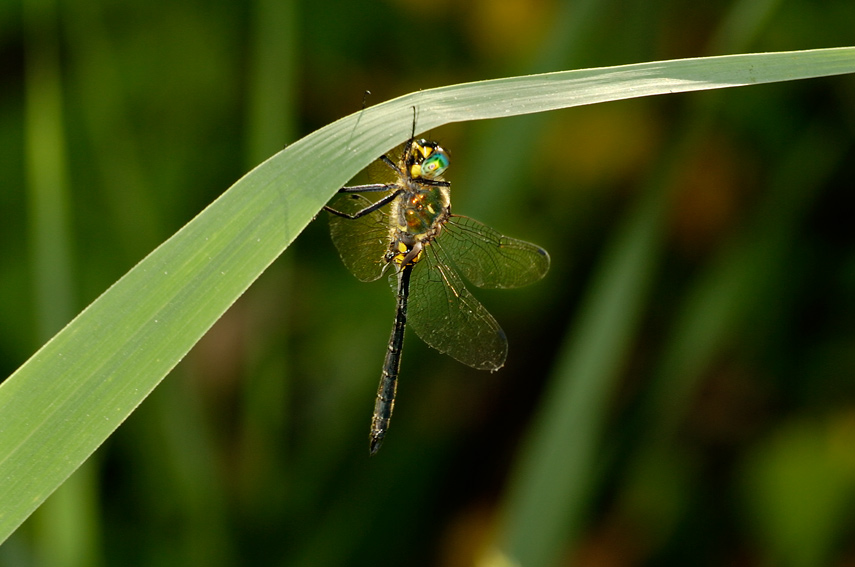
left=325, top=131, right=549, bottom=455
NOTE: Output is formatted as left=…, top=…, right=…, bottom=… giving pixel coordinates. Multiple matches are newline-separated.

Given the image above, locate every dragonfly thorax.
left=392, top=187, right=451, bottom=233
left=385, top=138, right=453, bottom=270
left=387, top=188, right=449, bottom=266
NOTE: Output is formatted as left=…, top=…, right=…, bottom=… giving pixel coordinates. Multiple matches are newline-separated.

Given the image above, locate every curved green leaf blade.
left=1, top=47, right=854, bottom=542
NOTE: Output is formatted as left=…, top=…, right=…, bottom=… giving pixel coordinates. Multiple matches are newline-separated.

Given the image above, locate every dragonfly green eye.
left=420, top=151, right=449, bottom=179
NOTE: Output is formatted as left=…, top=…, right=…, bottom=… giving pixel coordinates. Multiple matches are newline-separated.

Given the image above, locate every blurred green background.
left=2, top=0, right=855, bottom=565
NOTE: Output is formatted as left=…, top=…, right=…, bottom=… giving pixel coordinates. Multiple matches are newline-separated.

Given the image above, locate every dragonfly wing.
left=328, top=194, right=392, bottom=282
left=441, top=216, right=550, bottom=289
left=405, top=244, right=508, bottom=371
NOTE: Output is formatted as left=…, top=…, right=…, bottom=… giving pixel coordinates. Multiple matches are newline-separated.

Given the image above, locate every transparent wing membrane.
left=327, top=194, right=391, bottom=282
left=441, top=216, right=551, bottom=289
left=405, top=244, right=508, bottom=371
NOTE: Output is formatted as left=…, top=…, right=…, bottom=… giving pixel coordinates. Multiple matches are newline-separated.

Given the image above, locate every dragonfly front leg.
left=336, top=183, right=395, bottom=194
left=324, top=187, right=402, bottom=220
left=323, top=151, right=404, bottom=219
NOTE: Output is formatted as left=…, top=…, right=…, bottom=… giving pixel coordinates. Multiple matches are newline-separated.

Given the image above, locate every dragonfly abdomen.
left=370, top=264, right=414, bottom=455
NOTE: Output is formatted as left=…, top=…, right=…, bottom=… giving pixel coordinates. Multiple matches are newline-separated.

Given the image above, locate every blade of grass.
left=63, top=0, right=163, bottom=255
left=461, top=0, right=609, bottom=219
left=236, top=0, right=299, bottom=517
left=588, top=120, right=849, bottom=561
left=645, top=125, right=846, bottom=441
left=23, top=0, right=74, bottom=340
left=490, top=151, right=670, bottom=567
left=0, top=47, right=854, bottom=542
left=482, top=9, right=810, bottom=564
left=23, top=0, right=102, bottom=564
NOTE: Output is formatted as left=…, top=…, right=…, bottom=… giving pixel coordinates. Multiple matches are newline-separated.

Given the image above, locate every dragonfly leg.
left=380, top=155, right=400, bottom=173
left=324, top=188, right=403, bottom=220
left=418, top=178, right=450, bottom=188
left=336, top=183, right=395, bottom=194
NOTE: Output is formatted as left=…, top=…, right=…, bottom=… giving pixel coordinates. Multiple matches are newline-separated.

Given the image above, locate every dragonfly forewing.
left=441, top=216, right=550, bottom=289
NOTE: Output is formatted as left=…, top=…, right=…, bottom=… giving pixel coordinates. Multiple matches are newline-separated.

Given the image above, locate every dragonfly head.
left=407, top=139, right=450, bottom=180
